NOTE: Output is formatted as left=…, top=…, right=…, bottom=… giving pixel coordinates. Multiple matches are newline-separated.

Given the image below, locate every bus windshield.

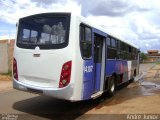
left=17, top=13, right=70, bottom=49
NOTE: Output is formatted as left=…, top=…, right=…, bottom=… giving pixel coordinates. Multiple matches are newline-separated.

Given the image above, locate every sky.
left=0, top=0, right=160, bottom=52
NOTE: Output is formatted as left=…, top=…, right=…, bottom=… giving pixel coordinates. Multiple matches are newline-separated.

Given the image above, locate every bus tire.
left=134, top=69, right=136, bottom=77
left=108, top=76, right=116, bottom=97
left=130, top=69, right=137, bottom=83
left=133, top=69, right=137, bottom=81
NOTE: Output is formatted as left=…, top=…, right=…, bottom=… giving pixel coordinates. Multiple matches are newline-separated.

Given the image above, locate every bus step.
left=91, top=91, right=103, bottom=99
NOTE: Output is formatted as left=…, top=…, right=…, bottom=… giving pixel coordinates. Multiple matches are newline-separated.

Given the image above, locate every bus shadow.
left=12, top=95, right=104, bottom=120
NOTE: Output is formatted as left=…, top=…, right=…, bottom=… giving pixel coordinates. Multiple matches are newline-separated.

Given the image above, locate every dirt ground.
left=0, top=74, right=12, bottom=93
left=0, top=63, right=160, bottom=115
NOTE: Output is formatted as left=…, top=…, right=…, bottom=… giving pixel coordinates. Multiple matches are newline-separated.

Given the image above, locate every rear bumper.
left=13, top=79, right=74, bottom=100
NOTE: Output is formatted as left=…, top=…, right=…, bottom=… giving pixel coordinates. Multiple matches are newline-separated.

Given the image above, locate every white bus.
left=13, top=12, right=140, bottom=101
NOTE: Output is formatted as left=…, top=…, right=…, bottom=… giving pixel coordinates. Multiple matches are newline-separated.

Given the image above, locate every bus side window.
left=107, top=37, right=111, bottom=46
left=107, top=48, right=117, bottom=59
left=80, top=25, right=92, bottom=59
left=111, top=38, right=116, bottom=48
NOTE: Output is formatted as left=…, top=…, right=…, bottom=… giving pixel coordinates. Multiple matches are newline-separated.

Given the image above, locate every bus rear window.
left=17, top=13, right=70, bottom=49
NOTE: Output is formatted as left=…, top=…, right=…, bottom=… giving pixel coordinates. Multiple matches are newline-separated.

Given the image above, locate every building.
left=145, top=50, right=160, bottom=62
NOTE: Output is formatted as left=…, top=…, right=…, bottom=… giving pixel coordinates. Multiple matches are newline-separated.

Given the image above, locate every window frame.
left=111, top=38, right=117, bottom=48
left=107, top=37, right=111, bottom=46
left=79, top=24, right=92, bottom=60
left=106, top=37, right=118, bottom=60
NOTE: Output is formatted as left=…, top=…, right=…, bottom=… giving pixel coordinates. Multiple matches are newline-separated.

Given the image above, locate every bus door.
left=93, top=34, right=105, bottom=93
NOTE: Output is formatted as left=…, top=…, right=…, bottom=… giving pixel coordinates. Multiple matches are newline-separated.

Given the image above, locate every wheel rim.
left=111, top=82, right=115, bottom=93
left=110, top=79, right=115, bottom=93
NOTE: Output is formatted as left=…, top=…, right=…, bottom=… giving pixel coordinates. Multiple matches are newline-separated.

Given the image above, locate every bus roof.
left=77, top=14, right=139, bottom=49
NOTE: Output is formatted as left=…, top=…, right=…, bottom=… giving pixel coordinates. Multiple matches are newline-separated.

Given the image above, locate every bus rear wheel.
left=133, top=69, right=137, bottom=81
left=108, top=76, right=116, bottom=97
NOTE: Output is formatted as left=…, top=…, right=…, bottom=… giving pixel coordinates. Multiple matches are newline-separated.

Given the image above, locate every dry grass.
left=0, top=74, right=11, bottom=81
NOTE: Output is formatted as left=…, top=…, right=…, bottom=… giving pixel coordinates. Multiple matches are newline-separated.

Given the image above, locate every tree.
left=140, top=52, right=148, bottom=63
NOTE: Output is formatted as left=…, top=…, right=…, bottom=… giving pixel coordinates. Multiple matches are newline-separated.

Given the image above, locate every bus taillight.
left=13, top=58, right=18, bottom=80
left=59, top=61, right=72, bottom=88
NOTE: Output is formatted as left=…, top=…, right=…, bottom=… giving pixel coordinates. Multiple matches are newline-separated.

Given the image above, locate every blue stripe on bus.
left=82, top=60, right=129, bottom=100
left=105, top=60, right=128, bottom=82
left=106, top=60, right=128, bottom=75
left=82, top=62, right=102, bottom=100
left=82, top=60, right=94, bottom=100
left=94, top=63, right=101, bottom=92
